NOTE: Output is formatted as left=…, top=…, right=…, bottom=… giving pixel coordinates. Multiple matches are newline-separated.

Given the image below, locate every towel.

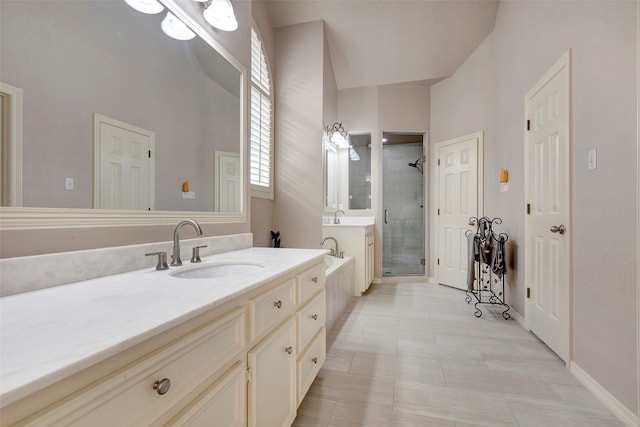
left=491, top=238, right=507, bottom=276
left=466, top=232, right=477, bottom=290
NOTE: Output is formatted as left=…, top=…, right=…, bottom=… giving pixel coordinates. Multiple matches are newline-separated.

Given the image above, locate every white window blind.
left=250, top=27, right=272, bottom=192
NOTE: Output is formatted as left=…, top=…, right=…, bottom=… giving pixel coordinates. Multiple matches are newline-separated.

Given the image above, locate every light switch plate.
left=65, top=177, right=74, bottom=190
left=587, top=149, right=597, bottom=170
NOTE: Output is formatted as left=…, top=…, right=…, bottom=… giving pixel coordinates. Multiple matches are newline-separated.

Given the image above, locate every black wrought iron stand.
left=464, top=216, right=510, bottom=320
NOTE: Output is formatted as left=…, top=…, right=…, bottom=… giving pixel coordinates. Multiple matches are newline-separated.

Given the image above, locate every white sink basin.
left=170, top=262, right=265, bottom=279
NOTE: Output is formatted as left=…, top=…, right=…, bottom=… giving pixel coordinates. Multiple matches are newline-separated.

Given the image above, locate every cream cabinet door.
left=365, top=227, right=374, bottom=290
left=166, top=363, right=246, bottom=427
left=247, top=316, right=297, bottom=427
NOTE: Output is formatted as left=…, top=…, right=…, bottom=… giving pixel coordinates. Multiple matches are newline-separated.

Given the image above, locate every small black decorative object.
left=270, top=230, right=281, bottom=248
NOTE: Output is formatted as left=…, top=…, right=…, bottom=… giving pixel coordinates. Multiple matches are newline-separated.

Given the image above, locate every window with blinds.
left=250, top=27, right=273, bottom=198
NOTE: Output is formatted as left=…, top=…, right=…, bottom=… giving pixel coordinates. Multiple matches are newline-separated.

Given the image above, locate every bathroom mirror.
left=323, top=131, right=372, bottom=213
left=348, top=133, right=371, bottom=210
left=0, top=0, right=246, bottom=229
left=324, top=141, right=338, bottom=210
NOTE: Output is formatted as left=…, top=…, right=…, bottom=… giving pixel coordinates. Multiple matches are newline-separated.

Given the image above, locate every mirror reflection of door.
left=94, top=114, right=154, bottom=210
left=215, top=151, right=240, bottom=212
left=0, top=82, right=23, bottom=207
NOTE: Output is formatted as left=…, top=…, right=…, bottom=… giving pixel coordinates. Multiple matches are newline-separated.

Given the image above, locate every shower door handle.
left=385, top=209, right=389, bottom=224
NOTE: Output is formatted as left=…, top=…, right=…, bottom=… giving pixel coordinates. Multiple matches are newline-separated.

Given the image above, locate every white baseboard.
left=569, top=362, right=639, bottom=427
left=509, top=307, right=527, bottom=330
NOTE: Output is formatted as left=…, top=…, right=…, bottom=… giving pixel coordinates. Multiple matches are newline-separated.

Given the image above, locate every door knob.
left=550, top=224, right=566, bottom=235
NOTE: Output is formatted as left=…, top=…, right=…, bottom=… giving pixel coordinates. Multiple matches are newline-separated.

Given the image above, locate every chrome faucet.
left=321, top=236, right=341, bottom=258
left=170, top=219, right=203, bottom=266
left=333, top=209, right=346, bottom=224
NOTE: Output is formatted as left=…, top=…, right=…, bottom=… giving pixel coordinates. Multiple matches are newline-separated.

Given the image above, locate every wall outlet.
left=65, top=177, right=74, bottom=190
left=182, top=191, right=195, bottom=199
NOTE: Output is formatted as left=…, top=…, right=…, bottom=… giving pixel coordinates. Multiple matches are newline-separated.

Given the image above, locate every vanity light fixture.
left=325, top=122, right=349, bottom=148
left=161, top=11, right=196, bottom=40
left=124, top=0, right=165, bottom=14
left=203, top=0, right=238, bottom=32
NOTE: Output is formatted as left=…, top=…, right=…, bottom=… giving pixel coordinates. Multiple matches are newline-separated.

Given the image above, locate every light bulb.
left=203, top=0, right=238, bottom=32
left=124, top=0, right=165, bottom=14
left=161, top=12, right=196, bottom=40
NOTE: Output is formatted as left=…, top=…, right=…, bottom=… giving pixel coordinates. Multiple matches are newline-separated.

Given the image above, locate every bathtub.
left=324, top=255, right=354, bottom=332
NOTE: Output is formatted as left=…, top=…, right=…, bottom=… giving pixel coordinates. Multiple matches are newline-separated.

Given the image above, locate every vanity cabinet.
left=295, top=264, right=326, bottom=406
left=323, top=224, right=375, bottom=295
left=247, top=316, right=297, bottom=427
left=8, top=307, right=247, bottom=427
left=2, top=258, right=326, bottom=427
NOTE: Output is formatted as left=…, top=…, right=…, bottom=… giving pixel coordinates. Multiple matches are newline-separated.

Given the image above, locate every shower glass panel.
left=382, top=135, right=425, bottom=276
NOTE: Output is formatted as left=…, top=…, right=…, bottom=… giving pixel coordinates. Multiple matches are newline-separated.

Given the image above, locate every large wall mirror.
left=323, top=131, right=371, bottom=213
left=0, top=0, right=246, bottom=229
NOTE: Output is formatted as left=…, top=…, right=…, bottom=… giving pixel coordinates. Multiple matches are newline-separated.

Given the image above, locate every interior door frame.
left=93, top=113, right=155, bottom=210
left=432, top=131, right=484, bottom=285
left=523, top=50, right=573, bottom=362
left=0, top=82, right=23, bottom=207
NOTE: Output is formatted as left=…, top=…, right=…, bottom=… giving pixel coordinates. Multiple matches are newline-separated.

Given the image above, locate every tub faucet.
left=321, top=236, right=342, bottom=258
left=171, top=219, right=203, bottom=266
left=333, top=209, right=346, bottom=224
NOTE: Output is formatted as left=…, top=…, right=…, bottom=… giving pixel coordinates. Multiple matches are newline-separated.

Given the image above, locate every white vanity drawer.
left=249, top=277, right=296, bottom=341
left=18, top=308, right=246, bottom=427
left=297, top=290, right=325, bottom=351
left=296, top=262, right=325, bottom=304
left=297, top=327, right=326, bottom=406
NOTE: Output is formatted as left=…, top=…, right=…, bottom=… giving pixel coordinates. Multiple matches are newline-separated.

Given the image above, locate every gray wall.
left=272, top=21, right=326, bottom=249
left=250, top=0, right=277, bottom=248
left=430, top=0, right=637, bottom=414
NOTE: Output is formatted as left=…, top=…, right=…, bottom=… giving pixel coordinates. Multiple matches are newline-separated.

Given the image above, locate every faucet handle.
left=191, top=245, right=207, bottom=263
left=146, top=252, right=169, bottom=271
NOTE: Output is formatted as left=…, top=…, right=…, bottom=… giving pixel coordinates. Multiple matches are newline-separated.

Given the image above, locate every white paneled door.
left=525, top=51, right=571, bottom=363
left=215, top=151, right=241, bottom=212
left=94, top=114, right=154, bottom=210
left=436, top=132, right=482, bottom=290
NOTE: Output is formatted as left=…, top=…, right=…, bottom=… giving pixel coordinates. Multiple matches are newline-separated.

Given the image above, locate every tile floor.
left=293, top=282, right=624, bottom=427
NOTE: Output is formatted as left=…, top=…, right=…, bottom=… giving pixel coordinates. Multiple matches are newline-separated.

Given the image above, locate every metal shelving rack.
left=464, top=216, right=510, bottom=320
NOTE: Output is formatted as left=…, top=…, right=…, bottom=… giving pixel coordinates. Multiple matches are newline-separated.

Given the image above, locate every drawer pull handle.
left=311, top=314, right=318, bottom=320
left=274, top=300, right=283, bottom=309
left=312, top=357, right=318, bottom=364
left=153, top=378, right=171, bottom=395
left=311, top=276, right=318, bottom=283
left=285, top=346, right=293, bottom=354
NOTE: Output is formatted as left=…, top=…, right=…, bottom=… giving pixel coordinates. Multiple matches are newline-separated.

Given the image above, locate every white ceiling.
left=262, top=0, right=500, bottom=90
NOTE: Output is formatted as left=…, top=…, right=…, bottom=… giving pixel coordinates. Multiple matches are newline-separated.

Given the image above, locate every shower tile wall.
left=383, top=142, right=424, bottom=275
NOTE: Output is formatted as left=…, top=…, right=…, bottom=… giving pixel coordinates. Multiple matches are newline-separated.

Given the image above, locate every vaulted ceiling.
left=262, top=0, right=500, bottom=90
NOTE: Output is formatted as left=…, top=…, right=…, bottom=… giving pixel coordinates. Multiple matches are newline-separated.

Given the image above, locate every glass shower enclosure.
left=382, top=132, right=425, bottom=276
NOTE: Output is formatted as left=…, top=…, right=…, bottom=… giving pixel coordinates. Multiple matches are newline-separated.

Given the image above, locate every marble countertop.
left=0, top=247, right=326, bottom=407
left=323, top=216, right=375, bottom=226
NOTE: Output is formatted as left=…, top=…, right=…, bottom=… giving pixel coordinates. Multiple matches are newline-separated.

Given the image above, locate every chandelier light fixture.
left=325, top=122, right=348, bottom=148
